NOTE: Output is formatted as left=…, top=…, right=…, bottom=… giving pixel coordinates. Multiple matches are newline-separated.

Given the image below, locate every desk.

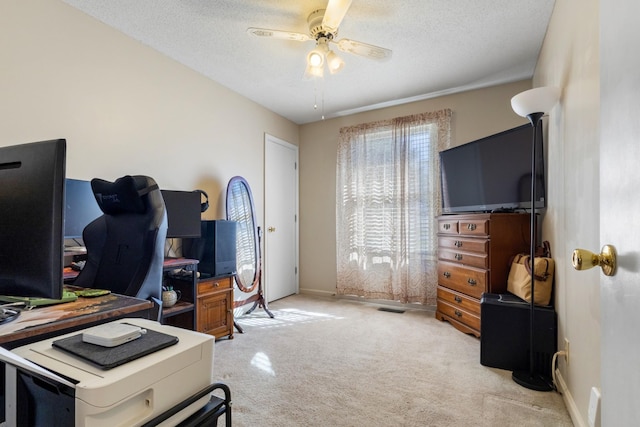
left=0, top=293, right=153, bottom=350
left=64, top=258, right=199, bottom=330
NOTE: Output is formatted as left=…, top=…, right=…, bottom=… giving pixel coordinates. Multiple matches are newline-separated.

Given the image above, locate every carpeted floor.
left=212, top=294, right=573, bottom=426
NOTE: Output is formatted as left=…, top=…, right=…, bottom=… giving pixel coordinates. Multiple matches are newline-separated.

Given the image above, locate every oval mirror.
left=226, top=176, right=260, bottom=293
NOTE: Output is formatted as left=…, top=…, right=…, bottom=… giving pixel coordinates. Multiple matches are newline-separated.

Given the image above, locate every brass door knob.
left=268, top=226, right=276, bottom=232
left=572, top=245, right=617, bottom=276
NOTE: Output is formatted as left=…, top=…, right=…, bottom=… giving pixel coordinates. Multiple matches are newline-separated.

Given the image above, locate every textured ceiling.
left=62, top=0, right=556, bottom=124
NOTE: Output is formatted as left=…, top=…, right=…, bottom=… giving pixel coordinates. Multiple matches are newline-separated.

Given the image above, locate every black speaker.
left=480, top=293, right=557, bottom=377
left=183, top=220, right=237, bottom=277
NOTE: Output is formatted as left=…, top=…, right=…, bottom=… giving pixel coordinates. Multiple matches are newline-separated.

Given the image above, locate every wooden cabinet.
left=161, top=258, right=234, bottom=340
left=435, top=213, right=529, bottom=337
left=196, top=275, right=234, bottom=340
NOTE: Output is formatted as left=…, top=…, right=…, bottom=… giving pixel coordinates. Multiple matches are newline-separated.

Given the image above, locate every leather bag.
left=507, top=242, right=554, bottom=306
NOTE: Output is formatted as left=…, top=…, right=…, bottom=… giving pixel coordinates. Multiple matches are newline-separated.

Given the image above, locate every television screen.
left=0, top=139, right=66, bottom=299
left=64, top=178, right=103, bottom=240
left=161, top=190, right=201, bottom=238
left=440, top=124, right=545, bottom=213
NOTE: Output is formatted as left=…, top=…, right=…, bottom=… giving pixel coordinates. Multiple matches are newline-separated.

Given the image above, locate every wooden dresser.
left=435, top=213, right=529, bottom=337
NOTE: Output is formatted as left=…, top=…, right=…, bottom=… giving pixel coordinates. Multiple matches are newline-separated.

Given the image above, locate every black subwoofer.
left=480, top=293, right=557, bottom=377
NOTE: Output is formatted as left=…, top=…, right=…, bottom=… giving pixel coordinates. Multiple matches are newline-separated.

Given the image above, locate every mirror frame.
left=225, top=176, right=261, bottom=293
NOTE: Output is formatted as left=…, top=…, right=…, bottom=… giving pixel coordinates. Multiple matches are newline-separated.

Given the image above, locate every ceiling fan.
left=247, top=0, right=392, bottom=78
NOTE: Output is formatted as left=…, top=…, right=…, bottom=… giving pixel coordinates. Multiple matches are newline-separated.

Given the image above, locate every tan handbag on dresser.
left=507, top=242, right=555, bottom=306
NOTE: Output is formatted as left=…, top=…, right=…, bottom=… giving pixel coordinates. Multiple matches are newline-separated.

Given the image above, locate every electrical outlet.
left=564, top=338, right=570, bottom=365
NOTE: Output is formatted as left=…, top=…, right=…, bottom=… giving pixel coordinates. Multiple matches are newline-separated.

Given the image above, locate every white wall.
left=535, top=0, right=600, bottom=425
left=0, top=0, right=299, bottom=223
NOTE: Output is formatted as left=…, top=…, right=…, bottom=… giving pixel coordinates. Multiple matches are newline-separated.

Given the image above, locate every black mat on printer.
left=52, top=327, right=179, bottom=370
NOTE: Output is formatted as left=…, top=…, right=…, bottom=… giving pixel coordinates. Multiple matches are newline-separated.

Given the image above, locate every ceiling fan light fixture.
left=304, top=62, right=324, bottom=79
left=307, top=47, right=324, bottom=68
left=326, top=50, right=345, bottom=74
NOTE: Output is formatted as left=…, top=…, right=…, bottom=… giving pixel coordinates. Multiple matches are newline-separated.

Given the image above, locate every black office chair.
left=74, top=175, right=167, bottom=318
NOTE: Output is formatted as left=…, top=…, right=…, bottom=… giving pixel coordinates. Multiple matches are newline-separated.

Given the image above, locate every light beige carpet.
left=213, top=294, right=572, bottom=426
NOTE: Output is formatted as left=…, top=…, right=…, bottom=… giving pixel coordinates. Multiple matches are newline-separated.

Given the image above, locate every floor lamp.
left=510, top=86, right=560, bottom=391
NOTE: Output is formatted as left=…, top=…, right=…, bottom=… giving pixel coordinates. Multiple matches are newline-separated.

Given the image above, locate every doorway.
left=264, top=134, right=299, bottom=302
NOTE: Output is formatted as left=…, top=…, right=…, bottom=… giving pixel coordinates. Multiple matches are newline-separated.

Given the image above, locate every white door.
left=600, top=2, right=640, bottom=424
left=264, top=134, right=298, bottom=302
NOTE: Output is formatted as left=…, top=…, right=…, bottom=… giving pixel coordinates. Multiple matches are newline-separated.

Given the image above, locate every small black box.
left=480, top=293, right=557, bottom=377
left=182, top=220, right=237, bottom=277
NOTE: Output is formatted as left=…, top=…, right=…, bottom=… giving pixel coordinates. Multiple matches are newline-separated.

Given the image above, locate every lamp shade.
left=326, top=50, right=345, bottom=74
left=511, top=86, right=560, bottom=118
left=307, top=48, right=324, bottom=67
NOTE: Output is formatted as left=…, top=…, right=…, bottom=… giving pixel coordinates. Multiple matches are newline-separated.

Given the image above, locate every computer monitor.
left=160, top=190, right=201, bottom=239
left=0, top=139, right=66, bottom=299
left=64, top=178, right=102, bottom=240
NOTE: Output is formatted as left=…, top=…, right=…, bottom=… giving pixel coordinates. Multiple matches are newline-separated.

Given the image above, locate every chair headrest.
left=91, top=175, right=159, bottom=215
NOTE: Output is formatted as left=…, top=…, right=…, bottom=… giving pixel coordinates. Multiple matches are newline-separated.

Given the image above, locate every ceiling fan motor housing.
left=308, top=9, right=336, bottom=41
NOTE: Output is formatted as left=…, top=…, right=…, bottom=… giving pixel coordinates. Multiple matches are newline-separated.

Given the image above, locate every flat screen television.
left=64, top=178, right=103, bottom=240
left=160, top=190, right=202, bottom=238
left=0, top=139, right=66, bottom=299
left=439, top=124, right=545, bottom=213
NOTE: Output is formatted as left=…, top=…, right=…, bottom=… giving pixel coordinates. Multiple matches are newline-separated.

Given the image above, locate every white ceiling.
left=62, top=0, right=556, bottom=125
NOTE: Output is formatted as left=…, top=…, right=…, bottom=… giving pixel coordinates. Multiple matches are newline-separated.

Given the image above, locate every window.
left=336, top=110, right=451, bottom=304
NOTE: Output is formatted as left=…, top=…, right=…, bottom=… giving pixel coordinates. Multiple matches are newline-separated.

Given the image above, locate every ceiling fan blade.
left=322, top=0, right=353, bottom=32
left=336, top=39, right=392, bottom=61
left=247, top=27, right=310, bottom=42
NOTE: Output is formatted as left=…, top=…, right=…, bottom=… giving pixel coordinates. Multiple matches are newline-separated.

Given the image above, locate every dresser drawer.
left=458, top=219, right=489, bottom=236
left=438, top=248, right=488, bottom=269
left=437, top=299, right=481, bottom=331
left=198, top=276, right=233, bottom=295
left=437, top=286, right=481, bottom=315
left=438, top=218, right=459, bottom=234
left=437, top=261, right=487, bottom=299
left=438, top=236, right=488, bottom=254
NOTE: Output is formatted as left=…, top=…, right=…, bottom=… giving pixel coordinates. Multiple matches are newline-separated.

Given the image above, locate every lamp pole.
left=511, top=112, right=553, bottom=391
left=509, top=86, right=559, bottom=391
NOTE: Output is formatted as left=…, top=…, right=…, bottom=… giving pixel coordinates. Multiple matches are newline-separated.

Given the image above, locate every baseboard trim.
left=298, top=288, right=334, bottom=298
left=298, top=289, right=435, bottom=312
left=555, top=368, right=587, bottom=427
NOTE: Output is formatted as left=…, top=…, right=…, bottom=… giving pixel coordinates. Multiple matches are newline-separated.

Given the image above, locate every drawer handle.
left=443, top=224, right=451, bottom=230
left=467, top=278, right=477, bottom=286
left=454, top=240, right=463, bottom=248
left=467, top=223, right=477, bottom=231
left=214, top=282, right=220, bottom=287
left=455, top=253, right=463, bottom=261
left=454, top=310, right=463, bottom=318
left=443, top=271, right=451, bottom=278
left=454, top=296, right=462, bottom=303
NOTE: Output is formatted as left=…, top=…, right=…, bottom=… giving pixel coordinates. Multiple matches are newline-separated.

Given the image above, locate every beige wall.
left=0, top=0, right=299, bottom=224
left=298, top=80, right=532, bottom=296
left=534, top=0, right=600, bottom=426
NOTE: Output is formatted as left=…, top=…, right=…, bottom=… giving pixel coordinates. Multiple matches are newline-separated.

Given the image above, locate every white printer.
left=3, top=318, right=217, bottom=427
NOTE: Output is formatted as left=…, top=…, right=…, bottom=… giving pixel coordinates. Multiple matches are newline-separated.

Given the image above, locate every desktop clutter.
left=0, top=138, right=233, bottom=425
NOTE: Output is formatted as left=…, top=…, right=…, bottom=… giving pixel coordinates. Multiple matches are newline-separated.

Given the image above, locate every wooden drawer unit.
left=435, top=213, right=529, bottom=337
left=196, top=275, right=234, bottom=340
left=437, top=261, right=487, bottom=299
left=437, top=286, right=480, bottom=316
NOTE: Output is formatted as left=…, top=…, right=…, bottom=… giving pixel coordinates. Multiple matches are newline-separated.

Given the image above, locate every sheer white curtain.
left=336, top=110, right=451, bottom=305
